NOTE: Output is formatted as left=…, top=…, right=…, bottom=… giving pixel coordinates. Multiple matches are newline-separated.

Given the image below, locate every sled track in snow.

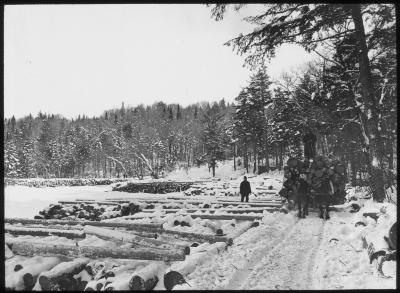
left=225, top=213, right=325, bottom=290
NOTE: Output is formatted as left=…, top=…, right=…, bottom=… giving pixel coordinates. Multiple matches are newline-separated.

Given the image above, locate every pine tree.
left=4, top=140, right=21, bottom=178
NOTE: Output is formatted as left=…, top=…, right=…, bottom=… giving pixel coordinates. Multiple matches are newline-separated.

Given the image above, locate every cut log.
left=163, top=271, right=188, bottom=290
left=189, top=213, right=264, bottom=221
left=140, top=207, right=277, bottom=214
left=161, top=229, right=233, bottom=246
left=4, top=217, right=163, bottom=232
left=129, top=262, right=164, bottom=290
left=21, top=256, right=62, bottom=290
left=124, top=213, right=264, bottom=221
left=38, top=258, right=90, bottom=290
left=202, top=220, right=223, bottom=236
left=59, top=200, right=121, bottom=206
left=83, top=225, right=190, bottom=255
left=104, top=197, right=281, bottom=208
left=167, top=242, right=227, bottom=283
left=5, top=256, right=62, bottom=290
left=103, top=262, right=152, bottom=291
left=6, top=238, right=186, bottom=261
left=229, top=221, right=260, bottom=238
left=5, top=226, right=86, bottom=239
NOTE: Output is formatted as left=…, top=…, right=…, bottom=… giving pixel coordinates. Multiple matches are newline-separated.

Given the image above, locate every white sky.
left=4, top=4, right=315, bottom=119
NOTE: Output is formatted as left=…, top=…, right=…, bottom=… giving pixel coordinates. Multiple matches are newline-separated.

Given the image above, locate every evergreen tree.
left=4, top=140, right=21, bottom=177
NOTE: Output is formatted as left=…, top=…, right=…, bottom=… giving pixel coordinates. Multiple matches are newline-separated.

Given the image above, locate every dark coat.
left=240, top=180, right=251, bottom=195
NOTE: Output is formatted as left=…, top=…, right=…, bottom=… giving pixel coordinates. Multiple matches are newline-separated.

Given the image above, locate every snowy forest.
left=4, top=4, right=397, bottom=200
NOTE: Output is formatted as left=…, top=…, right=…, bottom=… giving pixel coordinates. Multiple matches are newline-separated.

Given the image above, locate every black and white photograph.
left=3, top=3, right=397, bottom=290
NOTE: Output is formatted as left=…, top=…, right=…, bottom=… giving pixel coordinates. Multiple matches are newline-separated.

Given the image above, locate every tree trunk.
left=279, top=143, right=283, bottom=170
left=350, top=158, right=358, bottom=187
left=350, top=4, right=386, bottom=202
left=253, top=141, right=257, bottom=174
left=233, top=143, right=236, bottom=171
left=244, top=143, right=248, bottom=173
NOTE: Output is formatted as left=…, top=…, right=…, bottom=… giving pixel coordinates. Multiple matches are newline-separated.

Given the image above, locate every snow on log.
left=124, top=213, right=264, bottom=221
left=6, top=238, right=186, bottom=261
left=5, top=256, right=62, bottom=290
left=140, top=207, right=277, bottom=214
left=129, top=262, right=165, bottom=290
left=102, top=261, right=151, bottom=290
left=229, top=221, right=260, bottom=238
left=189, top=213, right=264, bottom=221
left=5, top=226, right=85, bottom=239
left=22, top=256, right=62, bottom=290
left=202, top=220, right=223, bottom=236
left=83, top=225, right=190, bottom=255
left=5, top=244, right=14, bottom=259
left=4, top=217, right=163, bottom=232
left=38, top=258, right=90, bottom=290
left=161, top=229, right=233, bottom=246
left=58, top=200, right=121, bottom=206
left=164, top=242, right=227, bottom=288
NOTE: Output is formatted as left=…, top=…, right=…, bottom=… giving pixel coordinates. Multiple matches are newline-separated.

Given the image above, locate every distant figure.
left=302, top=130, right=317, bottom=160
left=240, top=176, right=252, bottom=202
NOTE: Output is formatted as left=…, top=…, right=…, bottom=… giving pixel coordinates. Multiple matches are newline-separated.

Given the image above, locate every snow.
left=4, top=162, right=397, bottom=290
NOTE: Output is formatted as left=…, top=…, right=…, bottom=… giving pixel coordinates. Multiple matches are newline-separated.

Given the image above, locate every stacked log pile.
left=279, top=156, right=347, bottom=206
left=4, top=178, right=127, bottom=188
left=34, top=202, right=142, bottom=221
left=112, top=181, right=193, bottom=194
left=5, top=190, right=270, bottom=291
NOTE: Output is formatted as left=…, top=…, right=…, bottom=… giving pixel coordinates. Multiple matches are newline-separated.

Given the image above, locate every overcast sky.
left=5, top=4, right=315, bottom=119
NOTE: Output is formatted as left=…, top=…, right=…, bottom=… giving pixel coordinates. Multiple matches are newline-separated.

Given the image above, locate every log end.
left=164, top=271, right=186, bottom=290
left=38, top=275, right=51, bottom=291
left=216, top=229, right=223, bottom=236
left=251, top=221, right=260, bottom=228
left=23, top=273, right=35, bottom=289
left=184, top=246, right=190, bottom=255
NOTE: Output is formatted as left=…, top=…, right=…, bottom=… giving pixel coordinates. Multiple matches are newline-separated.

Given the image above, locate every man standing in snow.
left=240, top=176, right=252, bottom=202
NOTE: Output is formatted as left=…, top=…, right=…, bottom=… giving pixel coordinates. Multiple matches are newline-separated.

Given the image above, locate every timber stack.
left=35, top=202, right=142, bottom=221
left=112, top=181, right=193, bottom=194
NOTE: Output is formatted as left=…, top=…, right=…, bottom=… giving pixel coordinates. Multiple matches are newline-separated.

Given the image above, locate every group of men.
left=239, top=130, right=339, bottom=220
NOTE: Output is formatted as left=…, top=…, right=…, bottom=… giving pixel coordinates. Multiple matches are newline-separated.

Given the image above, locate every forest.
left=4, top=4, right=397, bottom=203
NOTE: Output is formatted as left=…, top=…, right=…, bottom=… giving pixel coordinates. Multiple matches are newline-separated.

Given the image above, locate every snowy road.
left=233, top=213, right=324, bottom=290
left=183, top=212, right=327, bottom=290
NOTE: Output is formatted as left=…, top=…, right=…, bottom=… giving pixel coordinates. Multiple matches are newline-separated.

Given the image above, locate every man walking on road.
left=240, top=176, right=252, bottom=202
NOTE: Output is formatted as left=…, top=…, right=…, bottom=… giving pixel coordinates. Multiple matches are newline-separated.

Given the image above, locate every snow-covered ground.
left=4, top=161, right=397, bottom=289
